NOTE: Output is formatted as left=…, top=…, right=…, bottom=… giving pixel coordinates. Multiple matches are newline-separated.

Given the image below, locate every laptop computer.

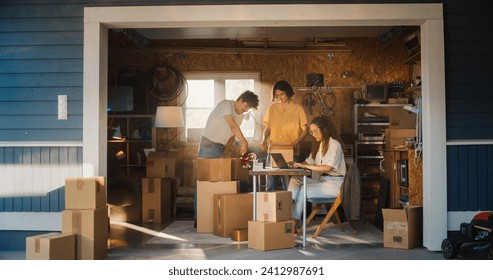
left=270, top=153, right=297, bottom=169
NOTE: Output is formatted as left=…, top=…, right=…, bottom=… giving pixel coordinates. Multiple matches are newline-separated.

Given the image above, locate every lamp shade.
left=154, top=106, right=184, bottom=128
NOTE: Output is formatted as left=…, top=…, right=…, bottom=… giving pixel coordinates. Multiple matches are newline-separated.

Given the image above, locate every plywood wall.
left=111, top=38, right=409, bottom=136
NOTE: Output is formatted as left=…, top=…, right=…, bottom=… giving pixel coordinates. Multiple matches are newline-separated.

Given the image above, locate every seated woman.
left=288, top=115, right=346, bottom=228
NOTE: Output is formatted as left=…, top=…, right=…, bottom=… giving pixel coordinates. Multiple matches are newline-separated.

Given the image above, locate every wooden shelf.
left=404, top=51, right=421, bottom=65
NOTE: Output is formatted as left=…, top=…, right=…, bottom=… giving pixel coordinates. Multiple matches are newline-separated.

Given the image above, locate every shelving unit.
left=108, top=114, right=154, bottom=184
left=353, top=103, right=413, bottom=213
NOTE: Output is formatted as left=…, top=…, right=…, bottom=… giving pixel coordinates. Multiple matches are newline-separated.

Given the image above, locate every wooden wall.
left=111, top=38, right=411, bottom=136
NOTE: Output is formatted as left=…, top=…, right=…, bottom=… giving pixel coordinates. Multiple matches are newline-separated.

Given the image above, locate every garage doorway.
left=83, top=4, right=446, bottom=250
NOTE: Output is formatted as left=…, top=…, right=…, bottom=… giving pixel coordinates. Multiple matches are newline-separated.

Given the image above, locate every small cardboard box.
left=142, top=178, right=172, bottom=224
left=26, top=232, right=75, bottom=260
left=61, top=206, right=108, bottom=260
left=382, top=206, right=423, bottom=249
left=146, top=152, right=176, bottom=178
left=213, top=193, right=253, bottom=237
left=65, top=177, right=106, bottom=210
left=248, top=220, right=294, bottom=251
left=385, top=128, right=416, bottom=149
left=231, top=158, right=249, bottom=181
left=197, top=158, right=232, bottom=181
left=270, top=144, right=293, bottom=168
left=197, top=180, right=238, bottom=233
left=256, top=191, right=292, bottom=222
left=231, top=229, right=248, bottom=242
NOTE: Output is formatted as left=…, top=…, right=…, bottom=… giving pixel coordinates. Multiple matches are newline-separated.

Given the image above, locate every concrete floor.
left=0, top=211, right=445, bottom=261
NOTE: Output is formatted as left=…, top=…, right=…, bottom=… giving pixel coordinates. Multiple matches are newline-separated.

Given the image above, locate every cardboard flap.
left=382, top=208, right=407, bottom=222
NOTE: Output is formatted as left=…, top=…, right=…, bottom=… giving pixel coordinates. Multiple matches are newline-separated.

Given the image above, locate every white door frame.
left=83, top=4, right=446, bottom=250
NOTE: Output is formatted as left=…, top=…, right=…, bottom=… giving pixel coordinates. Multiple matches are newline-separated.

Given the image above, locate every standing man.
left=198, top=90, right=259, bottom=158
left=194, top=90, right=259, bottom=227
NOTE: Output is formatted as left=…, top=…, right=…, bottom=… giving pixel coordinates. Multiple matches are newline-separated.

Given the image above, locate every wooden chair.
left=301, top=162, right=360, bottom=238
left=302, top=194, right=344, bottom=238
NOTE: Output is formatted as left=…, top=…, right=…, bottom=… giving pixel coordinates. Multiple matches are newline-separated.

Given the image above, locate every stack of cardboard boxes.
left=248, top=191, right=294, bottom=251
left=197, top=158, right=250, bottom=234
left=62, top=177, right=108, bottom=260
left=142, top=151, right=176, bottom=224
left=26, top=177, right=109, bottom=260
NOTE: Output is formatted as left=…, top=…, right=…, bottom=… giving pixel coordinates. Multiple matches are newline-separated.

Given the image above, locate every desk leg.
left=253, top=174, right=257, bottom=221
left=303, top=175, right=307, bottom=248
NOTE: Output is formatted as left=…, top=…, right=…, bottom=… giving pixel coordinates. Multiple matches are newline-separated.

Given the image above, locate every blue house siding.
left=447, top=145, right=493, bottom=211
left=0, top=1, right=83, bottom=141
left=443, top=1, right=493, bottom=140
left=0, top=188, right=65, bottom=213
left=0, top=146, right=80, bottom=212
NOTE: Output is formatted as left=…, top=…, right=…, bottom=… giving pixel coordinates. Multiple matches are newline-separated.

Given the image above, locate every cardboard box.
left=142, top=178, right=172, bottom=223
left=270, top=144, right=293, bottom=168
left=26, top=232, right=75, bottom=260
left=197, top=158, right=232, bottom=181
left=213, top=193, right=253, bottom=237
left=385, top=128, right=416, bottom=149
left=65, top=177, right=106, bottom=209
left=197, top=180, right=238, bottom=233
left=248, top=220, right=294, bottom=250
left=231, top=229, right=248, bottom=242
left=382, top=206, right=423, bottom=249
left=256, top=191, right=292, bottom=222
left=146, top=152, right=176, bottom=178
left=62, top=206, right=108, bottom=260
left=231, top=158, right=249, bottom=181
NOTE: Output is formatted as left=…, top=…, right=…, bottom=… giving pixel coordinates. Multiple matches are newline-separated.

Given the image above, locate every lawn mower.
left=441, top=211, right=493, bottom=260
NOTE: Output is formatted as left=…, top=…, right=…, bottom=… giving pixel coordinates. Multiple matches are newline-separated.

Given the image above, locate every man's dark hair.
left=237, top=90, right=259, bottom=109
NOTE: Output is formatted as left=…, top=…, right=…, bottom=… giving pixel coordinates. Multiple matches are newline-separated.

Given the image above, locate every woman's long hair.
left=310, top=115, right=344, bottom=159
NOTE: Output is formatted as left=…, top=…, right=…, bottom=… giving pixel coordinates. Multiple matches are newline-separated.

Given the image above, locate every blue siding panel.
left=466, top=147, right=478, bottom=210
left=40, top=194, right=50, bottom=212
left=0, top=87, right=82, bottom=101
left=0, top=18, right=83, bottom=32
left=0, top=59, right=83, bottom=74
left=49, top=188, right=59, bottom=212
left=13, top=197, right=23, bottom=212
left=447, top=146, right=460, bottom=210
left=4, top=198, right=13, bottom=212
left=447, top=145, right=493, bottom=211
left=0, top=100, right=83, bottom=115
left=31, top=195, right=42, bottom=212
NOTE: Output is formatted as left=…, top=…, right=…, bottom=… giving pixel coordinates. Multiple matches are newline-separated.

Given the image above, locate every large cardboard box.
left=385, top=128, right=416, bottom=149
left=26, top=232, right=75, bottom=260
left=270, top=144, right=293, bottom=168
left=146, top=151, right=176, bottom=178
left=248, top=220, right=294, bottom=251
left=142, top=177, right=172, bottom=223
left=197, top=158, right=232, bottom=181
left=197, top=180, right=238, bottom=233
left=382, top=206, right=423, bottom=249
left=61, top=206, right=108, bottom=260
left=256, top=191, right=292, bottom=222
left=65, top=177, right=106, bottom=209
left=213, top=193, right=253, bottom=237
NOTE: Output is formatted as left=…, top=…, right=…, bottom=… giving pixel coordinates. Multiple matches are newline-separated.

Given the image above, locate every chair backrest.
left=341, top=162, right=362, bottom=221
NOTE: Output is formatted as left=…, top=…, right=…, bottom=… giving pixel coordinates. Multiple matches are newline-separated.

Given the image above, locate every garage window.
left=184, top=72, right=260, bottom=142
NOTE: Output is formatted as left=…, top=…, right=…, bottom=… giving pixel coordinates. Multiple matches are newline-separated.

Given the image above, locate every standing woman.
left=261, top=80, right=308, bottom=191
left=288, top=115, right=346, bottom=228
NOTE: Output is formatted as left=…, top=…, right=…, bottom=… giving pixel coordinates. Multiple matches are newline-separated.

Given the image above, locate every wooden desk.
left=249, top=168, right=311, bottom=248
